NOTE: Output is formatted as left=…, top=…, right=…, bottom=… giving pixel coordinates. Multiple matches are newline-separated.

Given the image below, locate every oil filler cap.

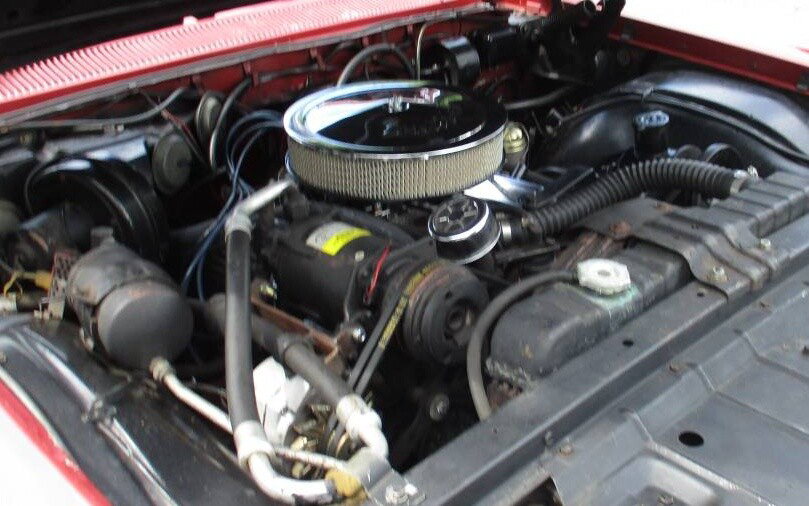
left=576, top=258, right=631, bottom=295
left=428, top=196, right=500, bottom=264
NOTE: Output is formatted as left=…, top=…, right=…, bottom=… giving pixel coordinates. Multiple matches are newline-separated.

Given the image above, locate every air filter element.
left=284, top=81, right=507, bottom=201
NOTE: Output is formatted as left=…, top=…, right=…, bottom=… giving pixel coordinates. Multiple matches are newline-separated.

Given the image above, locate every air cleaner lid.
left=284, top=81, right=507, bottom=157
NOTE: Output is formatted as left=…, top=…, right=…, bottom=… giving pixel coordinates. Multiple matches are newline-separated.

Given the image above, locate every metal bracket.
left=582, top=173, right=809, bottom=298
left=631, top=207, right=785, bottom=297
left=346, top=449, right=425, bottom=505
left=46, top=250, right=78, bottom=320
left=579, top=197, right=671, bottom=239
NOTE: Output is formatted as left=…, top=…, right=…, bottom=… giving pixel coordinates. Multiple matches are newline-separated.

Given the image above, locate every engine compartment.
left=1, top=3, right=809, bottom=504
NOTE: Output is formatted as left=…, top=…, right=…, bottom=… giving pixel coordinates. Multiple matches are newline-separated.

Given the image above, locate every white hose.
left=357, top=424, right=389, bottom=459
left=235, top=421, right=333, bottom=504
left=248, top=454, right=332, bottom=505
left=150, top=358, right=347, bottom=473
left=336, top=394, right=389, bottom=458
left=162, top=373, right=231, bottom=432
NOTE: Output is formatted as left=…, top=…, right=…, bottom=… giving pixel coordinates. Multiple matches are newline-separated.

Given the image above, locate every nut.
left=385, top=485, right=409, bottom=504
left=758, top=238, right=772, bottom=251
left=428, top=394, right=450, bottom=421
left=708, top=266, right=728, bottom=283
left=658, top=493, right=675, bottom=505
left=258, top=281, right=276, bottom=300
left=350, top=325, right=367, bottom=344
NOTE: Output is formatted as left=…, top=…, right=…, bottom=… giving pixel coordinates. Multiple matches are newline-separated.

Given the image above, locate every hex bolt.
left=428, top=394, right=450, bottom=421
left=758, top=238, right=772, bottom=251
left=708, top=266, right=727, bottom=283
left=258, top=282, right=276, bottom=300
left=404, top=484, right=419, bottom=497
left=385, top=485, right=409, bottom=505
left=558, top=442, right=574, bottom=456
left=658, top=493, right=675, bottom=505
left=746, top=165, right=759, bottom=178
left=350, top=325, right=367, bottom=344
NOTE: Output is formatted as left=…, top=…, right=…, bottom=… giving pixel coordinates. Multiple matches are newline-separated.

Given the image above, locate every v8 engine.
left=1, top=2, right=809, bottom=504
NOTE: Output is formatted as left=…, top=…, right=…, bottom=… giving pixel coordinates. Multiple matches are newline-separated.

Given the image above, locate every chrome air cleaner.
left=283, top=81, right=507, bottom=201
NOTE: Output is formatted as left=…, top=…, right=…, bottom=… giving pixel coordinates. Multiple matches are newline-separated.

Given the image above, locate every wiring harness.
left=180, top=109, right=285, bottom=298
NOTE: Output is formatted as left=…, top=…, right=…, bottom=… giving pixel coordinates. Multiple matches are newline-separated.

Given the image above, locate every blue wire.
left=195, top=132, right=263, bottom=298
left=180, top=109, right=285, bottom=298
left=225, top=117, right=282, bottom=189
left=225, top=123, right=278, bottom=192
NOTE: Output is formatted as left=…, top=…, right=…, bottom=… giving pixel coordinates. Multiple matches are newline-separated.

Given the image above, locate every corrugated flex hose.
left=525, top=157, right=748, bottom=239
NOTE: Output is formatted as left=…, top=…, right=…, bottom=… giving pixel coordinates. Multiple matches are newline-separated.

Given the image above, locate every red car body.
left=0, top=0, right=806, bottom=119
left=0, top=1, right=806, bottom=503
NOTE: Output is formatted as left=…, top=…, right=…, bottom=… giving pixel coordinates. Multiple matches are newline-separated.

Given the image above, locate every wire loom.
left=525, top=157, right=746, bottom=239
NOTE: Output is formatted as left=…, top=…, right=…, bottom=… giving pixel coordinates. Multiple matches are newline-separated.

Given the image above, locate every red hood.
left=0, top=0, right=806, bottom=119
left=620, top=0, right=808, bottom=65
left=614, top=0, right=808, bottom=91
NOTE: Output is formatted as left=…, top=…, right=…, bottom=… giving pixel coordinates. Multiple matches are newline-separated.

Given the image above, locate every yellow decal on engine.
left=305, top=222, right=371, bottom=256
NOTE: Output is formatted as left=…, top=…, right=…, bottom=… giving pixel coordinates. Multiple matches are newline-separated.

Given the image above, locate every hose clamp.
left=225, top=211, right=253, bottom=238
left=730, top=170, right=751, bottom=194
left=149, top=357, right=174, bottom=382
left=335, top=394, right=378, bottom=428
left=335, top=394, right=387, bottom=456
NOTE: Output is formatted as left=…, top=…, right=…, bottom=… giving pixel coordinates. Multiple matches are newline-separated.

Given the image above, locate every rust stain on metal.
left=250, top=281, right=337, bottom=356
left=552, top=232, right=620, bottom=270
left=608, top=220, right=632, bottom=239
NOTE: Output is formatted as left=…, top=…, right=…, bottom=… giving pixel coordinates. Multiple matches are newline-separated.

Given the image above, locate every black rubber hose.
left=504, top=85, right=578, bottom=111
left=530, top=0, right=597, bottom=40
left=206, top=294, right=352, bottom=407
left=467, top=270, right=576, bottom=420
left=204, top=293, right=284, bottom=349
left=281, top=340, right=351, bottom=407
left=336, top=43, right=415, bottom=85
left=209, top=78, right=252, bottom=168
left=525, top=157, right=745, bottom=239
left=224, top=229, right=260, bottom=427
